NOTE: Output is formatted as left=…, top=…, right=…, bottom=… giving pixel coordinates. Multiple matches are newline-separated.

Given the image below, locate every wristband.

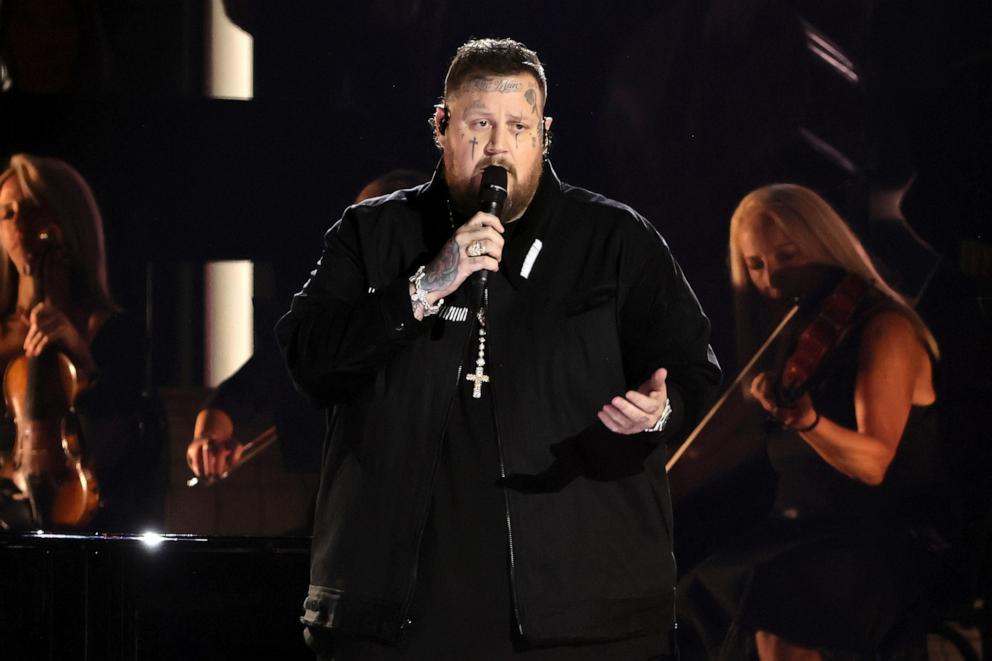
left=644, top=397, right=673, bottom=433
left=793, top=411, right=821, bottom=433
left=409, top=265, right=444, bottom=317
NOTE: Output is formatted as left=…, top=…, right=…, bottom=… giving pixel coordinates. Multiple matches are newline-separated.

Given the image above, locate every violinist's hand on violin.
left=750, top=371, right=817, bottom=431
left=598, top=367, right=669, bottom=435
left=186, top=435, right=246, bottom=479
left=22, top=302, right=90, bottom=362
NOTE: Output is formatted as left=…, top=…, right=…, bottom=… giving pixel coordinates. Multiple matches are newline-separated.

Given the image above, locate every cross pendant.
left=465, top=365, right=490, bottom=399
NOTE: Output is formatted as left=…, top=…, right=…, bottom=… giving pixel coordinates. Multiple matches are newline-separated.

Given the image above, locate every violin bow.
left=665, top=304, right=799, bottom=473
left=186, top=425, right=279, bottom=488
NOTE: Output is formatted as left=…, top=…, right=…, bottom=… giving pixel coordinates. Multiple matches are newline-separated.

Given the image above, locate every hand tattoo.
left=423, top=240, right=460, bottom=292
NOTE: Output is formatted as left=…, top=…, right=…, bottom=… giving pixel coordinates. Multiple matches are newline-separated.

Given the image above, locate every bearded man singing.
left=277, top=37, right=721, bottom=660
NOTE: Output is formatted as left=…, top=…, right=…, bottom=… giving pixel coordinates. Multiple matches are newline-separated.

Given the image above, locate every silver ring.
left=467, top=240, right=486, bottom=257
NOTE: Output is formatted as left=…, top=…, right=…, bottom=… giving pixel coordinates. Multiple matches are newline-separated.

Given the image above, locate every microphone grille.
left=481, top=165, right=508, bottom=190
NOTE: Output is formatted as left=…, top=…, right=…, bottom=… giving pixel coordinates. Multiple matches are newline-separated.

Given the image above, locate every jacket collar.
left=420, top=158, right=564, bottom=291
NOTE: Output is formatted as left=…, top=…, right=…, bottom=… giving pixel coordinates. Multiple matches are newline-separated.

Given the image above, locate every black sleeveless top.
left=766, top=299, right=952, bottom=531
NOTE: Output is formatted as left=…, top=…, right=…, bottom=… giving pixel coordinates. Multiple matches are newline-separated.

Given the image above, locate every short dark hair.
left=443, top=38, right=547, bottom=105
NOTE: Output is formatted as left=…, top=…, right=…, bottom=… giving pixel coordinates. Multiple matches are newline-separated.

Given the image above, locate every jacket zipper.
left=484, top=289, right=525, bottom=636
left=398, top=316, right=476, bottom=634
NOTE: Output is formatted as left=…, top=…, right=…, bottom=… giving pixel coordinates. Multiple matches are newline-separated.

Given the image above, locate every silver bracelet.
left=644, top=397, right=672, bottom=433
left=409, top=265, right=444, bottom=317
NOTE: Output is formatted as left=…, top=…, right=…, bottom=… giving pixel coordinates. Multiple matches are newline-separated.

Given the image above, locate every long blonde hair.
left=0, top=154, right=117, bottom=318
left=728, top=183, right=939, bottom=359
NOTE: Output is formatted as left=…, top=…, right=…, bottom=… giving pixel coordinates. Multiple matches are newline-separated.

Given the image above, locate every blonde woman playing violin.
left=0, top=154, right=160, bottom=532
left=678, top=184, right=957, bottom=661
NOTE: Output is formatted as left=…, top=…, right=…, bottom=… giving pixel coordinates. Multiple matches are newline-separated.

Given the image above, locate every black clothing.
left=677, top=515, right=929, bottom=659
left=329, top=278, right=676, bottom=658
left=401, top=320, right=518, bottom=657
left=677, top=301, right=952, bottom=658
left=277, top=161, right=720, bottom=649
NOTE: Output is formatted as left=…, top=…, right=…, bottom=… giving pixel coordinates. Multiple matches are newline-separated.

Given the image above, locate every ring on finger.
left=467, top=240, right=486, bottom=257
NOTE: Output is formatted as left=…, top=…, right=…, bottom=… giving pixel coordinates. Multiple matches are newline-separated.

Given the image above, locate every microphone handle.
left=472, top=199, right=503, bottom=305
left=471, top=269, right=488, bottom=310
left=480, top=200, right=501, bottom=216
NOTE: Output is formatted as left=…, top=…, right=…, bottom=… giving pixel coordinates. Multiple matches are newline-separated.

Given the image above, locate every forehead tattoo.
left=469, top=77, right=524, bottom=94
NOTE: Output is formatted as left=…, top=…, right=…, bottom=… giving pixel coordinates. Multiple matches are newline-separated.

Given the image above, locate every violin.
left=2, top=231, right=100, bottom=528
left=774, top=271, right=870, bottom=406
left=667, top=268, right=872, bottom=489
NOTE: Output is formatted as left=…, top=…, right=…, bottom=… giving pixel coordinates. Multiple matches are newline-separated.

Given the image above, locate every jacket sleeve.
left=619, top=230, right=722, bottom=444
left=275, top=207, right=434, bottom=405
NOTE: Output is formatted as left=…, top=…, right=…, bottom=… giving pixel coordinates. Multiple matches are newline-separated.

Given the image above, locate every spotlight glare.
left=140, top=531, right=166, bottom=548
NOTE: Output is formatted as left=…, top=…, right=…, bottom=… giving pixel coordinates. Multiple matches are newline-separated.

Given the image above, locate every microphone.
left=471, top=165, right=507, bottom=307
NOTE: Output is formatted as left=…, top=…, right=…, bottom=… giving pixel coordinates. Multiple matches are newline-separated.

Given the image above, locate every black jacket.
left=276, top=162, right=720, bottom=645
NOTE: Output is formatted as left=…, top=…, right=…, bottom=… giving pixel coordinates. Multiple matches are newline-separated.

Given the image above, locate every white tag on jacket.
left=520, top=239, right=543, bottom=279
left=440, top=306, right=469, bottom=322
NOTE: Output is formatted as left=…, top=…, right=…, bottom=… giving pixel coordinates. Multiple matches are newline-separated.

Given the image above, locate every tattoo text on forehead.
left=470, top=77, right=523, bottom=94
left=524, top=88, right=538, bottom=115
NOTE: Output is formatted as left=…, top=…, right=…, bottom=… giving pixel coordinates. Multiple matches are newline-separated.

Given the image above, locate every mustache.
left=477, top=161, right=515, bottom=177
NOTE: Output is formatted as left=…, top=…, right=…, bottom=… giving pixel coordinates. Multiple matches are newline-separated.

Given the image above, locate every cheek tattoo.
left=469, top=136, right=478, bottom=158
